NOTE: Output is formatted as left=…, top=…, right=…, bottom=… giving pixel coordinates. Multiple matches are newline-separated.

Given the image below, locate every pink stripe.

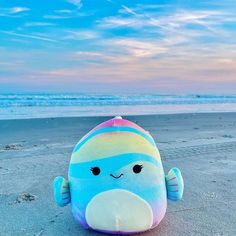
left=90, top=118, right=147, bottom=133
left=170, top=190, right=178, bottom=192
left=79, top=117, right=151, bottom=142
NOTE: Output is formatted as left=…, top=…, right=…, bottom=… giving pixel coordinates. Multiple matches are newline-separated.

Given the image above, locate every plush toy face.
left=53, top=116, right=184, bottom=234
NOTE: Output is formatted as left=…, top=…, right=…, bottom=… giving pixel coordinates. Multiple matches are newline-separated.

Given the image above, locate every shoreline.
left=1, top=110, right=236, bottom=122
left=1, top=99, right=236, bottom=120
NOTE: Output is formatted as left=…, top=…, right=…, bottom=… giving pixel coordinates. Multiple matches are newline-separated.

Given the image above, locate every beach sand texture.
left=0, top=113, right=236, bottom=236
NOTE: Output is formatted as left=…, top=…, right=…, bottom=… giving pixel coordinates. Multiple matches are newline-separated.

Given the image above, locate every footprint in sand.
left=222, top=134, right=234, bottom=138
left=3, top=144, right=23, bottom=151
left=16, top=193, right=37, bottom=203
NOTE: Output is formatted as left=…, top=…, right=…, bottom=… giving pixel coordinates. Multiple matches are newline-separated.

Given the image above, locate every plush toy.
left=53, top=116, right=184, bottom=234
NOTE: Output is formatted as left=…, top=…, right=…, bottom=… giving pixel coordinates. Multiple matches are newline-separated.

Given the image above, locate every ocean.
left=0, top=93, right=236, bottom=120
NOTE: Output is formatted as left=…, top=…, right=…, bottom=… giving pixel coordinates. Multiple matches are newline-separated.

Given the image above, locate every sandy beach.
left=0, top=113, right=236, bottom=236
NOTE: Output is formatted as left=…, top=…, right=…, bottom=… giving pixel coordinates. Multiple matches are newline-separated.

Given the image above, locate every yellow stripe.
left=71, top=132, right=160, bottom=163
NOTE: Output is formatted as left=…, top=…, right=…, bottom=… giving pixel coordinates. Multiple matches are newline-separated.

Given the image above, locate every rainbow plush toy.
left=53, top=116, right=184, bottom=234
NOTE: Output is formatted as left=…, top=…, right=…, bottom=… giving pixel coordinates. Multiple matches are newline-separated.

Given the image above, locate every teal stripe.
left=73, top=126, right=156, bottom=153
left=69, top=153, right=160, bottom=178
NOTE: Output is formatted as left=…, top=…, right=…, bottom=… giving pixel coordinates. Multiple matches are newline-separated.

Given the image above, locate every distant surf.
left=0, top=94, right=236, bottom=120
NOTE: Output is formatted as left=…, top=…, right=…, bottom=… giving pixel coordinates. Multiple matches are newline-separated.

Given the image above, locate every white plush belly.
left=85, top=189, right=153, bottom=232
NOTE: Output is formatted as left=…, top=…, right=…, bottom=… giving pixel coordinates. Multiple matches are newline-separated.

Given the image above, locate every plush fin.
left=166, top=167, right=184, bottom=201
left=53, top=176, right=71, bottom=207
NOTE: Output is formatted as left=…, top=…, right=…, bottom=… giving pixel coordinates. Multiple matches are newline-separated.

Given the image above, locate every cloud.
left=43, top=14, right=73, bottom=19
left=97, top=3, right=236, bottom=66
left=108, top=38, right=168, bottom=58
left=75, top=51, right=106, bottom=57
left=135, top=4, right=172, bottom=10
left=120, top=5, right=138, bottom=16
left=35, top=48, right=236, bottom=87
left=10, top=7, right=30, bottom=14
left=62, top=30, right=99, bottom=40
left=0, top=31, right=58, bottom=42
left=99, top=4, right=235, bottom=36
left=98, top=17, right=137, bottom=28
left=43, top=8, right=92, bottom=19
left=0, top=7, right=30, bottom=17
left=67, top=0, right=83, bottom=9
left=54, top=9, right=73, bottom=14
left=72, top=51, right=117, bottom=64
left=1, top=43, right=236, bottom=94
left=24, top=22, right=56, bottom=27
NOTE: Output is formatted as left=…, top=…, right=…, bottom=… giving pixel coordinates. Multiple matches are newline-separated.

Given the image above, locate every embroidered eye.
left=133, top=164, right=143, bottom=174
left=90, top=167, right=101, bottom=176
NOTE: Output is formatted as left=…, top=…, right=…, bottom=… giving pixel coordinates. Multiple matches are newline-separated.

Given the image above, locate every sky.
left=0, top=0, right=236, bottom=94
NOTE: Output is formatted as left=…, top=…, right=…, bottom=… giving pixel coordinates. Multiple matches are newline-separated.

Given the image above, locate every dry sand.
left=0, top=113, right=236, bottom=236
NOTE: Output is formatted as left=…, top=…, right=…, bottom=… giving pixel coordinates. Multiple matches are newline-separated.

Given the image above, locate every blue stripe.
left=69, top=153, right=160, bottom=178
left=73, top=126, right=155, bottom=153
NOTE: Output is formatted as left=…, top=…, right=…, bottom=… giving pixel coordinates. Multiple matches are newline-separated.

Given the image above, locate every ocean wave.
left=1, top=94, right=236, bottom=108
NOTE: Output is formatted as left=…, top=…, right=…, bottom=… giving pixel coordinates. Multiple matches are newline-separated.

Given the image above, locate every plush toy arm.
left=165, top=167, right=184, bottom=201
left=53, top=176, right=71, bottom=207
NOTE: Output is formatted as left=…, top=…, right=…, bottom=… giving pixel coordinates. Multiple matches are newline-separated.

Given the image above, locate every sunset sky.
left=0, top=0, right=236, bottom=94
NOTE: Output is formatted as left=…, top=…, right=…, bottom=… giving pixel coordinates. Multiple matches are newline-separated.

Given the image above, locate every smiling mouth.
left=110, top=173, right=123, bottom=179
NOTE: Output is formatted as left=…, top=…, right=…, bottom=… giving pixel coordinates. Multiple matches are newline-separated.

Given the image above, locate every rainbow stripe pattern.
left=53, top=116, right=184, bottom=234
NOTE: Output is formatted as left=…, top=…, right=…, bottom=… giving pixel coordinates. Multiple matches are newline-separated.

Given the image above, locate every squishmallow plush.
left=53, top=116, right=184, bottom=234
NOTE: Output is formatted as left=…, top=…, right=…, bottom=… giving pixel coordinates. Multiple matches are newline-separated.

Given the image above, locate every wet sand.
left=0, top=113, right=236, bottom=236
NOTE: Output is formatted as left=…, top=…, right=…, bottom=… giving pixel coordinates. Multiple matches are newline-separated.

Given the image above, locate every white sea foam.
left=0, top=94, right=236, bottom=119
